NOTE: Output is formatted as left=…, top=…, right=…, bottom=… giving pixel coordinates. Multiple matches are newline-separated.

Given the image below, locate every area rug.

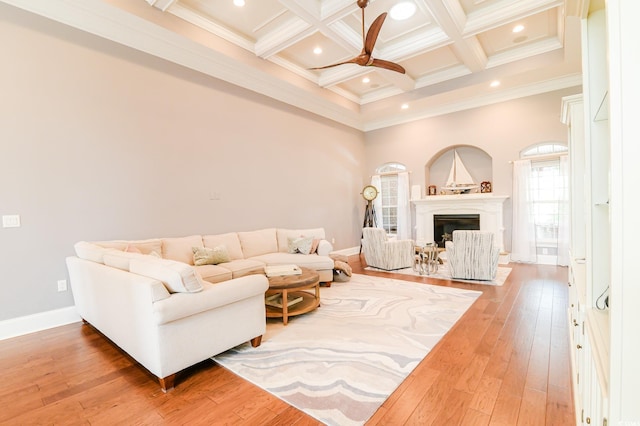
left=213, top=273, right=481, bottom=425
left=365, top=264, right=511, bottom=286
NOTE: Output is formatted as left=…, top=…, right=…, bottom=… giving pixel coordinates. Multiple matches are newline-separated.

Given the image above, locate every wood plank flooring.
left=0, top=258, right=574, bottom=425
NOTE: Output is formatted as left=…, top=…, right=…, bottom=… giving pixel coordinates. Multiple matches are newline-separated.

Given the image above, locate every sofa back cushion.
left=238, top=228, right=278, bottom=258
left=277, top=228, right=326, bottom=253
left=103, top=250, right=157, bottom=271
left=129, top=257, right=204, bottom=293
left=74, top=241, right=113, bottom=264
left=161, top=235, right=203, bottom=265
left=125, top=238, right=162, bottom=255
left=203, top=233, right=244, bottom=260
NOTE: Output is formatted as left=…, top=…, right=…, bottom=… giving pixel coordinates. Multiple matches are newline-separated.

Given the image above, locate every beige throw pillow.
left=288, top=237, right=314, bottom=255
left=192, top=246, right=230, bottom=266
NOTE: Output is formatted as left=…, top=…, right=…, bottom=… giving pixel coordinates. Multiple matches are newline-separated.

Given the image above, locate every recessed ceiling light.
left=490, top=80, right=500, bottom=88
left=512, top=24, right=524, bottom=33
left=401, top=103, right=409, bottom=110
left=390, top=2, right=416, bottom=21
left=313, top=47, right=322, bottom=55
left=362, top=77, right=371, bottom=83
left=233, top=0, right=245, bottom=7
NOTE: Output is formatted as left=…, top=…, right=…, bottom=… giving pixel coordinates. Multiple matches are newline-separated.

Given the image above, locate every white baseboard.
left=331, top=246, right=360, bottom=256
left=0, top=306, right=81, bottom=341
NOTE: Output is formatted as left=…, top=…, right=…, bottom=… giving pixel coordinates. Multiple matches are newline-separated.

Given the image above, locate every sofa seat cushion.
left=203, top=233, right=244, bottom=261
left=162, top=235, right=203, bottom=265
left=195, top=265, right=233, bottom=284
left=152, top=275, right=269, bottom=325
left=130, top=257, right=204, bottom=293
left=249, top=253, right=334, bottom=271
left=238, top=228, right=277, bottom=258
left=216, top=259, right=265, bottom=279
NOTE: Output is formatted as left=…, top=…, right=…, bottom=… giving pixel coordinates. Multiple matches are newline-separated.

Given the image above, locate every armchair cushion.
left=361, top=227, right=414, bottom=271
left=445, top=230, right=499, bottom=281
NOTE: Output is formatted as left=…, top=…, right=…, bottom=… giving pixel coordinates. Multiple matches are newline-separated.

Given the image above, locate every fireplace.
left=434, top=214, right=480, bottom=247
left=412, top=193, right=509, bottom=252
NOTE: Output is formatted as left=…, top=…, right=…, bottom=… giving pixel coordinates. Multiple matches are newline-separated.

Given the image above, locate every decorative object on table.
left=481, top=181, right=492, bottom=193
left=428, top=185, right=437, bottom=196
left=214, top=273, right=481, bottom=426
left=442, top=150, right=479, bottom=194
left=309, top=0, right=405, bottom=75
left=264, top=264, right=302, bottom=277
left=413, top=242, right=439, bottom=275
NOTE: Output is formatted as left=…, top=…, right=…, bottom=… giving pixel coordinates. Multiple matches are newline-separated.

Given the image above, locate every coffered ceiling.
left=4, top=0, right=582, bottom=130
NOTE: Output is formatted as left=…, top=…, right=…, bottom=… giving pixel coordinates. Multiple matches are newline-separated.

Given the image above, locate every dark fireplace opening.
left=434, top=214, right=480, bottom=247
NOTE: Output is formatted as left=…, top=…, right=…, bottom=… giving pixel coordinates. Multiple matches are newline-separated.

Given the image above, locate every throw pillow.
left=192, top=245, right=230, bottom=266
left=310, top=238, right=320, bottom=254
left=287, top=237, right=314, bottom=255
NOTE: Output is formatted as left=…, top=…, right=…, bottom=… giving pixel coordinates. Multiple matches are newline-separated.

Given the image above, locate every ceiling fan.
left=311, top=0, right=406, bottom=74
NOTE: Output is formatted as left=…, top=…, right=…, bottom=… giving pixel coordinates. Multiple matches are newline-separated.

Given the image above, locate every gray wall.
left=0, top=3, right=581, bottom=322
left=364, top=87, right=581, bottom=250
left=0, top=4, right=366, bottom=321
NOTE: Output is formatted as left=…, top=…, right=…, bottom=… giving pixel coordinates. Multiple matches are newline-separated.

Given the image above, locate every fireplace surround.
left=413, top=193, right=508, bottom=251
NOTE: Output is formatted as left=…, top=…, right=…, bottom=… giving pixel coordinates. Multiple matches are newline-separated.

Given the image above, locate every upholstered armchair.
left=445, top=230, right=499, bottom=280
left=361, top=227, right=414, bottom=271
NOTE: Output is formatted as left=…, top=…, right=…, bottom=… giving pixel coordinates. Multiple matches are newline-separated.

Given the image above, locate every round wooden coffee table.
left=265, top=267, right=320, bottom=325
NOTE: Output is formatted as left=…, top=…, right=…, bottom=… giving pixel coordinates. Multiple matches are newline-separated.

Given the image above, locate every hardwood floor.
left=0, top=258, right=574, bottom=425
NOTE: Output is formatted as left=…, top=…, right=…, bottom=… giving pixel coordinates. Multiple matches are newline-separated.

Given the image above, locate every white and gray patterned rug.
left=213, top=273, right=481, bottom=425
left=365, top=264, right=512, bottom=286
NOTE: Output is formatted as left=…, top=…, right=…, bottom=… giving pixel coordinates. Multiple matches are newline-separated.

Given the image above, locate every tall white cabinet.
left=563, top=1, right=640, bottom=425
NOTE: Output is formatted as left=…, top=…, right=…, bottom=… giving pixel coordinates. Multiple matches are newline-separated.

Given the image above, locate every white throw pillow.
left=130, top=257, right=204, bottom=293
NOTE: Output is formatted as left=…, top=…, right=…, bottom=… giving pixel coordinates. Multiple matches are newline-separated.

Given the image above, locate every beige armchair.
left=445, top=230, right=499, bottom=280
left=361, top=227, right=414, bottom=270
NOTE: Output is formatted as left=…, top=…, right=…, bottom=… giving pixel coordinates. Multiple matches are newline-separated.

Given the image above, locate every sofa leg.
left=250, top=335, right=262, bottom=347
left=159, top=374, right=176, bottom=393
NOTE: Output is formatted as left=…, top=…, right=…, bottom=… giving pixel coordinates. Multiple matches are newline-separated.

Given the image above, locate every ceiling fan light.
left=390, top=2, right=416, bottom=21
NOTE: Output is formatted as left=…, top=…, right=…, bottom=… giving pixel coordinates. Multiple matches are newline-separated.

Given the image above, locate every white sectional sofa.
left=66, top=227, right=334, bottom=391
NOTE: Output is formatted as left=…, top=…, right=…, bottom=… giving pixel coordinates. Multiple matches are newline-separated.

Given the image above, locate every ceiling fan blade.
left=309, top=57, right=359, bottom=70
left=370, top=58, right=406, bottom=74
left=364, top=12, right=387, bottom=55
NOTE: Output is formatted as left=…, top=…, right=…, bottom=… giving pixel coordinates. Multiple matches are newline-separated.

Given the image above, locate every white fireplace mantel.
left=413, top=193, right=509, bottom=251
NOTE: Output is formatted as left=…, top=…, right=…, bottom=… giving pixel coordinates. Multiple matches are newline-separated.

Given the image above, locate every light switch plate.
left=2, top=215, right=20, bottom=228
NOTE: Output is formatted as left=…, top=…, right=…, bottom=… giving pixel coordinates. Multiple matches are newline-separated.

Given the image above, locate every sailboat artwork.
left=443, top=150, right=479, bottom=194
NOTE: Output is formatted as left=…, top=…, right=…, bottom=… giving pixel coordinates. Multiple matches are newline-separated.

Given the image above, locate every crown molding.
left=363, top=73, right=583, bottom=131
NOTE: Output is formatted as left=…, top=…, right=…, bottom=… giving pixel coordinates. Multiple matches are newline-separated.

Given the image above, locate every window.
left=375, top=163, right=406, bottom=235
left=521, top=143, right=568, bottom=157
left=521, top=143, right=569, bottom=264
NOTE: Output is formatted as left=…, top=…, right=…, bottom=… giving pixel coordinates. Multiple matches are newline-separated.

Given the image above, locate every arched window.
left=374, top=163, right=408, bottom=235
left=521, top=142, right=568, bottom=158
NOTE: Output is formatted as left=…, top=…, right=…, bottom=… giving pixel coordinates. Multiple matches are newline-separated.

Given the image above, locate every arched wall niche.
left=424, top=145, right=493, bottom=193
